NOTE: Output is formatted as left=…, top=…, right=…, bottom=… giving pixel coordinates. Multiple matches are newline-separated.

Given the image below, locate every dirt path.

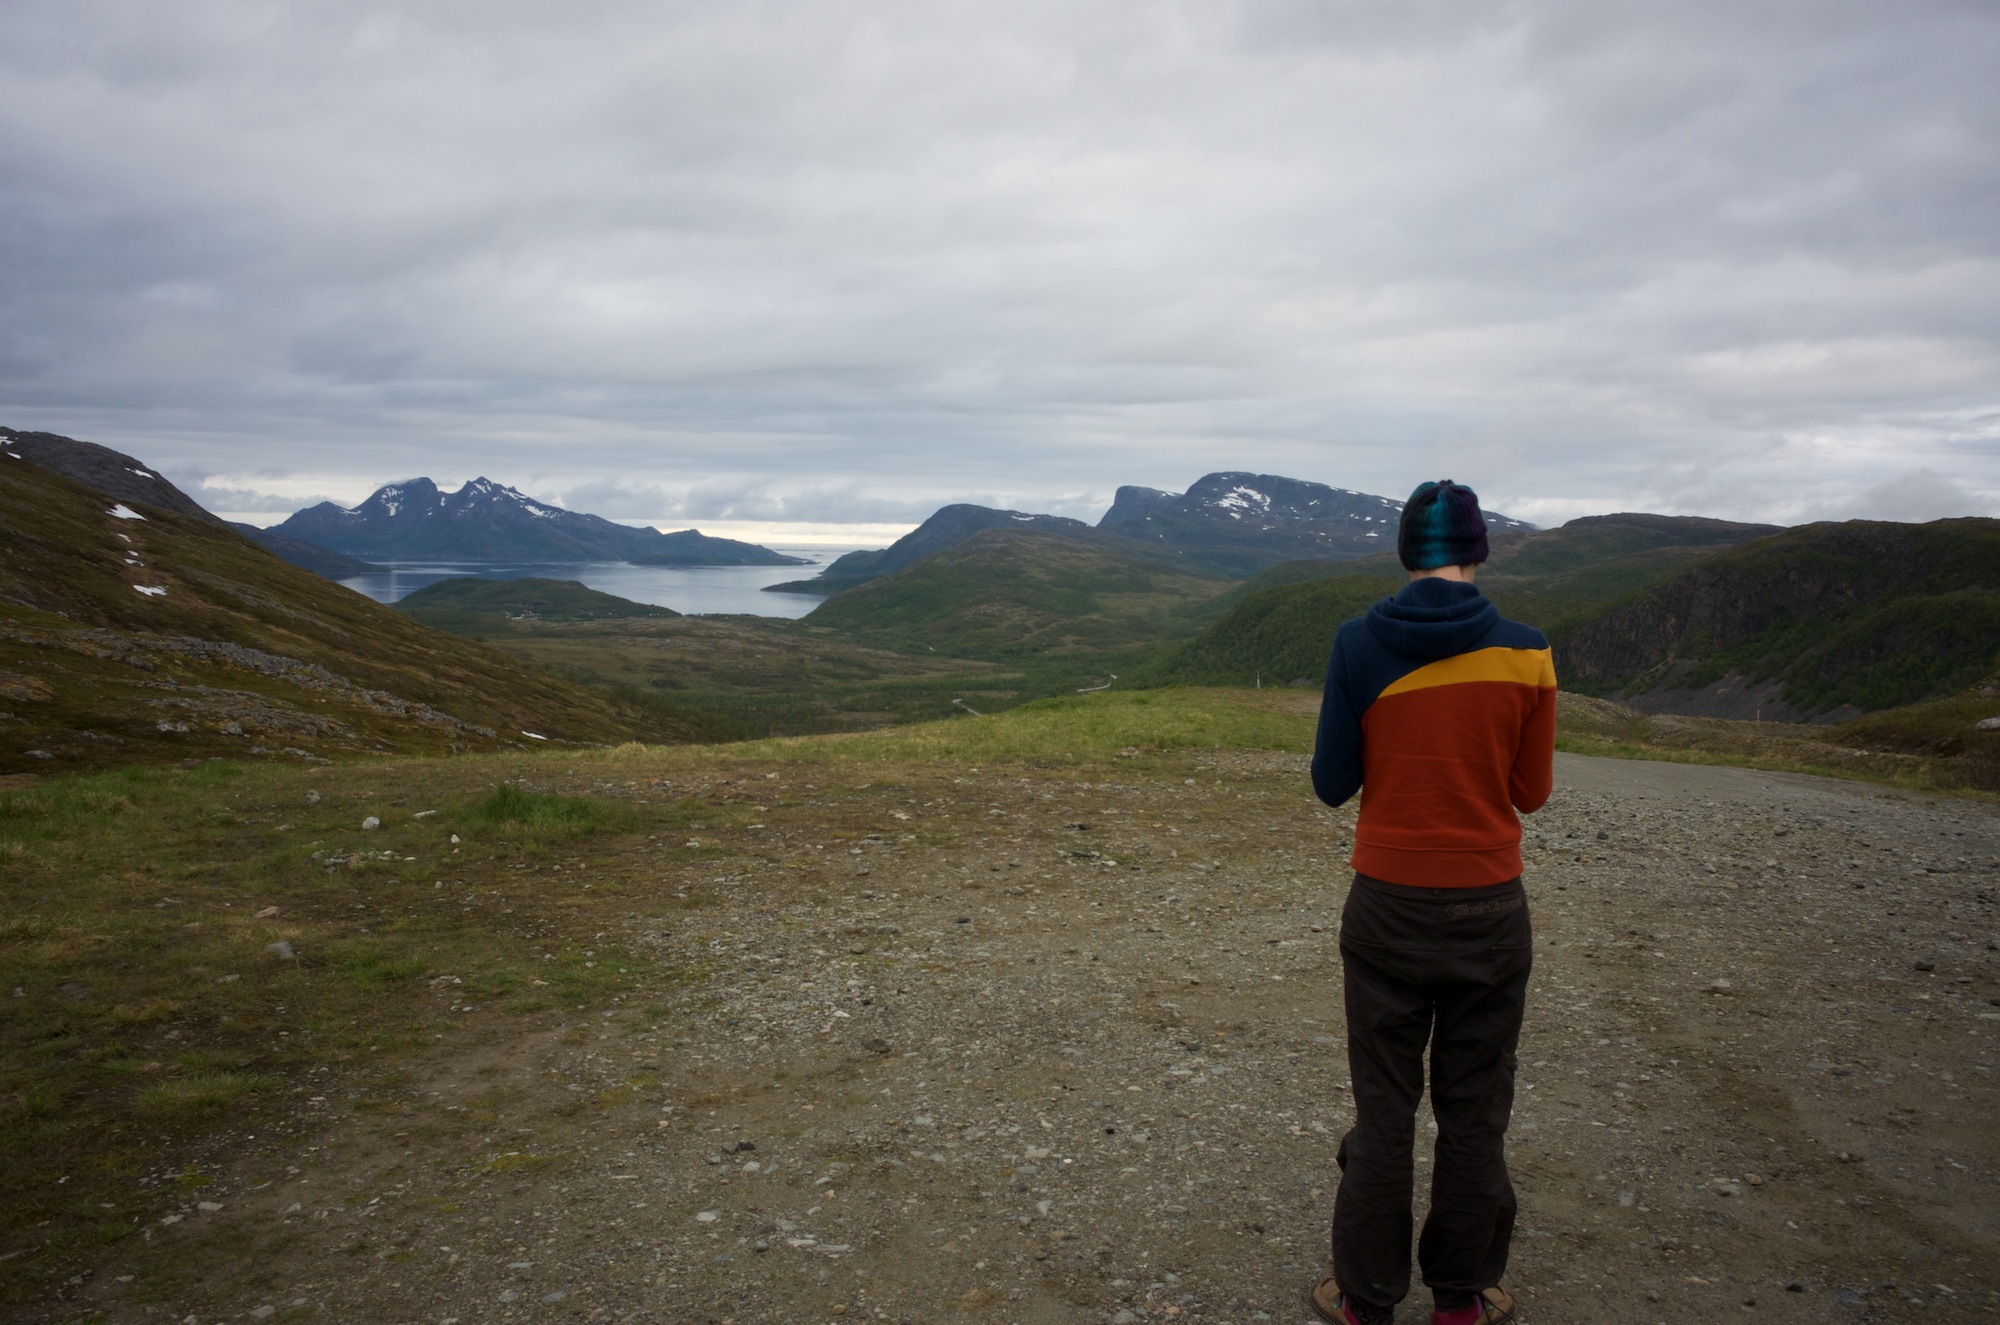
left=67, top=752, right=1999, bottom=1324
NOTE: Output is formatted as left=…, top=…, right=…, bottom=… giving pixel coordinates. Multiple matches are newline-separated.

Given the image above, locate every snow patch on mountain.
left=271, top=477, right=806, bottom=565
left=1096, top=471, right=1533, bottom=569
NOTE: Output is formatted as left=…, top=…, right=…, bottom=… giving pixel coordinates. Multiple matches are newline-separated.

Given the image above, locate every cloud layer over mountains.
left=1, top=0, right=1996, bottom=529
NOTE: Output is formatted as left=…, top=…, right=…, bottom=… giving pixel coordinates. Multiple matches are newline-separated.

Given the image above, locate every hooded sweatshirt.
left=1311, top=577, right=1556, bottom=887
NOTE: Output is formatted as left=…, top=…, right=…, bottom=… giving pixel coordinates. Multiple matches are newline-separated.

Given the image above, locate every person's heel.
left=1432, top=1286, right=1517, bottom=1325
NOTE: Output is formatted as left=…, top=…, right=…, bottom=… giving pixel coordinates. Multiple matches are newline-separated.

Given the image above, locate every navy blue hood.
left=1364, top=577, right=1499, bottom=660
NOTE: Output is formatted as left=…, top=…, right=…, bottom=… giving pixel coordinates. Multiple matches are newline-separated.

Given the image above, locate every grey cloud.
left=172, top=474, right=345, bottom=515
left=0, top=0, right=1995, bottom=528
left=542, top=474, right=1102, bottom=526
left=1824, top=468, right=1993, bottom=524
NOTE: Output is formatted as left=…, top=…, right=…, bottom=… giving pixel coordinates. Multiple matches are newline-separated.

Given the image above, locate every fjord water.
left=337, top=548, right=854, bottom=617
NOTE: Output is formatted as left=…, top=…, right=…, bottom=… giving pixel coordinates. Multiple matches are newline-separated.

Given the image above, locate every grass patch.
left=715, top=687, right=1318, bottom=769
left=338, top=944, right=432, bottom=988
left=465, top=784, right=627, bottom=839
left=429, top=612, right=1052, bottom=738
left=0, top=754, right=659, bottom=1300
left=137, top=1071, right=282, bottom=1114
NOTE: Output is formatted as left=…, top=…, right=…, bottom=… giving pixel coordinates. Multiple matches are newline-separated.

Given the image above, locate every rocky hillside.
left=1472, top=512, right=1784, bottom=632
left=2, top=426, right=221, bottom=524
left=0, top=460, right=697, bottom=774
left=1555, top=518, right=2000, bottom=720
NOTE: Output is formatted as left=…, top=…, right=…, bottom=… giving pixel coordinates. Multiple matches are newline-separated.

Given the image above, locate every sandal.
left=1307, top=1276, right=1370, bottom=1325
left=1307, top=1276, right=1345, bottom=1325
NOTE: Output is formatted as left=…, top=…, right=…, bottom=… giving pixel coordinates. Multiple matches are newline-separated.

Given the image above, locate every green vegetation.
left=1557, top=517, right=2000, bottom=714
left=768, top=685, right=1322, bottom=765
left=1140, top=545, right=1741, bottom=693
left=464, top=782, right=631, bottom=840
left=1148, top=516, right=2000, bottom=719
left=1479, top=543, right=1755, bottom=633
left=0, top=755, right=663, bottom=1294
left=393, top=575, right=679, bottom=629
left=138, top=1069, right=283, bottom=1115
left=806, top=527, right=1230, bottom=659
left=398, top=533, right=1241, bottom=740
left=1153, top=574, right=1399, bottom=686
left=428, top=614, right=1035, bottom=738
left=1484, top=512, right=1780, bottom=577
left=1758, top=589, right=2000, bottom=713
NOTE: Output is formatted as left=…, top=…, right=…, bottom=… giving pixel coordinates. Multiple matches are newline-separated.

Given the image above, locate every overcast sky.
left=3, top=0, right=1996, bottom=538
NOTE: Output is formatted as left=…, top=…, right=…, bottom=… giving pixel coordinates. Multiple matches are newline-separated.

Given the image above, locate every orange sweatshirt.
left=1310, top=578, right=1556, bottom=887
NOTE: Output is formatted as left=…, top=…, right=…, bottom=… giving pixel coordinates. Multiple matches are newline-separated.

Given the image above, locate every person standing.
left=1304, top=480, right=1556, bottom=1325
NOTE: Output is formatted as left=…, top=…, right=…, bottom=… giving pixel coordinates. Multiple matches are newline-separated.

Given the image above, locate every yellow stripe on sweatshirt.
left=1377, top=646, right=1555, bottom=699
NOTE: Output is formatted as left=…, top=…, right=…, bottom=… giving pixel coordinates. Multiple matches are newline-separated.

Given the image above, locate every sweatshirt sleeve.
left=1509, top=675, right=1557, bottom=813
left=1310, top=631, right=1364, bottom=808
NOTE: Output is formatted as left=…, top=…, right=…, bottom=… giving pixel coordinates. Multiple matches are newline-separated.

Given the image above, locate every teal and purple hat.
left=1397, top=480, right=1489, bottom=571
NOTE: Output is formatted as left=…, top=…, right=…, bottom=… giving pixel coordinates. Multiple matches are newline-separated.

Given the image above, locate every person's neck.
left=1409, top=564, right=1478, bottom=584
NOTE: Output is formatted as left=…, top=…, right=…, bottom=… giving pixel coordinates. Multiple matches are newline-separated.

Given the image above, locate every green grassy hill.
left=0, top=462, right=697, bottom=773
left=805, top=527, right=1231, bottom=661
left=1555, top=518, right=2000, bottom=717
left=1474, top=513, right=1780, bottom=632
left=1156, top=574, right=1402, bottom=686
left=393, top=576, right=678, bottom=634
left=1149, top=513, right=1782, bottom=689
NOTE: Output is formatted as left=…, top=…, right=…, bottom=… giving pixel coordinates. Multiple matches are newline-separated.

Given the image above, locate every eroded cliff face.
left=1554, top=518, right=2000, bottom=718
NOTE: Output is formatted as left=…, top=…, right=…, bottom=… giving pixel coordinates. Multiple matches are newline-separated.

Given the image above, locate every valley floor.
left=9, top=699, right=1998, bottom=1324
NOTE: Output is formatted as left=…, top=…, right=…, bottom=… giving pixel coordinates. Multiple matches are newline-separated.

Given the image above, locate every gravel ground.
left=71, top=751, right=1999, bottom=1324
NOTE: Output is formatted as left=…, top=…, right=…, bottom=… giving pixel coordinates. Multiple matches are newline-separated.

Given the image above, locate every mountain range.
left=271, top=477, right=808, bottom=566
left=1098, top=471, right=1532, bottom=570
left=1, top=430, right=1525, bottom=585
left=770, top=471, right=1535, bottom=593
left=5, top=424, right=1995, bottom=789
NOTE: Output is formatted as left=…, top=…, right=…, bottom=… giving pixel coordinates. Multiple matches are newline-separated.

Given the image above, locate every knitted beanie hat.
left=1397, top=479, right=1489, bottom=571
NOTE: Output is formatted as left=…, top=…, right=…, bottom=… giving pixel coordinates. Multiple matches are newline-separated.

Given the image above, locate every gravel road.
left=74, top=751, right=1999, bottom=1324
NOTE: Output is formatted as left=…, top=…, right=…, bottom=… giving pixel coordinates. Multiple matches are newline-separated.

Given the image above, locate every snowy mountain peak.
left=271, top=477, right=806, bottom=566
left=1097, top=471, right=1532, bottom=566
